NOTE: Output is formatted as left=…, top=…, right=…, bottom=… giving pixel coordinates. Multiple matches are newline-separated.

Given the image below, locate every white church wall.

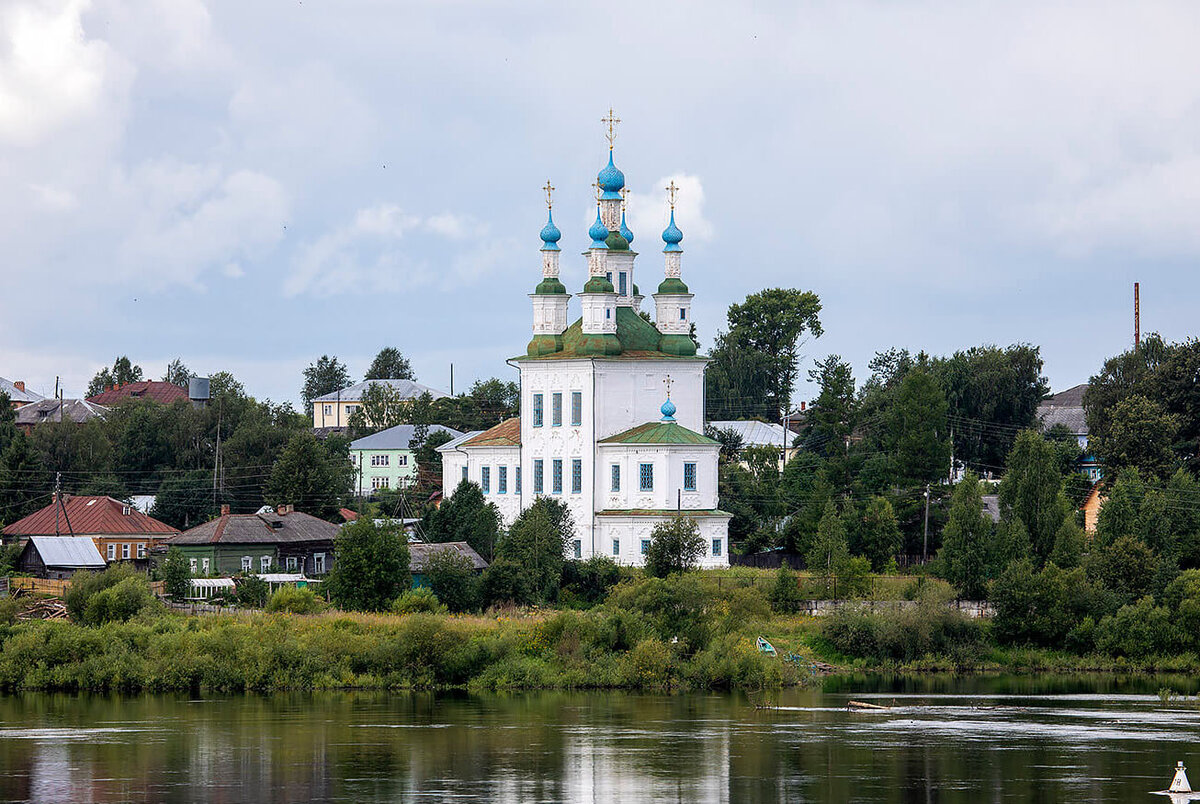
left=597, top=514, right=730, bottom=568
left=465, top=446, right=523, bottom=526
left=592, top=359, right=706, bottom=438
left=596, top=444, right=720, bottom=512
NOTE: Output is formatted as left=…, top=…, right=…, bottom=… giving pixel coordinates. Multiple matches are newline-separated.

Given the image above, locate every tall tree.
left=326, top=519, right=411, bottom=612
left=347, top=382, right=408, bottom=435
left=801, top=354, right=856, bottom=459
left=301, top=355, right=351, bottom=410
left=162, top=359, right=194, bottom=388
left=644, top=516, right=706, bottom=577
left=423, top=480, right=502, bottom=560
left=998, top=430, right=1072, bottom=560
left=496, top=498, right=572, bottom=602
left=1091, top=394, right=1181, bottom=482
left=855, top=496, right=903, bottom=571
left=938, top=472, right=993, bottom=599
left=87, top=356, right=143, bottom=397
left=806, top=500, right=849, bottom=572
left=886, top=368, right=951, bottom=486
left=364, top=347, right=415, bottom=381
left=263, top=432, right=354, bottom=520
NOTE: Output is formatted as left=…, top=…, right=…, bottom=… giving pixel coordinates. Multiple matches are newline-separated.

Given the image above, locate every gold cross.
left=666, top=180, right=678, bottom=210
left=620, top=186, right=629, bottom=212
left=591, top=180, right=601, bottom=203
left=601, top=107, right=620, bottom=149
left=663, top=375, right=673, bottom=398
left=542, top=180, right=554, bottom=210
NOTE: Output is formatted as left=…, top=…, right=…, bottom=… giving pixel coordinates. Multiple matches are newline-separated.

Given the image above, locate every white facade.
left=440, top=139, right=730, bottom=566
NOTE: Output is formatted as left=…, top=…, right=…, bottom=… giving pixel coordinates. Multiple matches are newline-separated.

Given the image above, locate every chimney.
left=14, top=381, right=24, bottom=392
left=220, top=504, right=230, bottom=516
left=800, top=401, right=806, bottom=412
left=278, top=504, right=291, bottom=515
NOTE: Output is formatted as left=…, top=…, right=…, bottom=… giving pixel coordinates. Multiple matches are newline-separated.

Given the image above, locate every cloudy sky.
left=3, top=0, right=1199, bottom=408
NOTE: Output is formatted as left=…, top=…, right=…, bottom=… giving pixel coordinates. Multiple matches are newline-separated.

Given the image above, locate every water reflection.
left=0, top=677, right=1197, bottom=802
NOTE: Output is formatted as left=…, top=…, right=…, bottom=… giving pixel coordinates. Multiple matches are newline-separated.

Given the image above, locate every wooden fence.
left=10, top=577, right=165, bottom=598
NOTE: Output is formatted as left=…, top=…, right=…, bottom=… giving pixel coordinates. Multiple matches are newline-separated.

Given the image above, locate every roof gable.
left=599, top=421, right=718, bottom=445
left=350, top=423, right=462, bottom=451
left=314, top=379, right=449, bottom=404
left=167, top=511, right=339, bottom=545
left=0, top=377, right=44, bottom=403
left=461, top=418, right=521, bottom=447
left=86, top=381, right=189, bottom=406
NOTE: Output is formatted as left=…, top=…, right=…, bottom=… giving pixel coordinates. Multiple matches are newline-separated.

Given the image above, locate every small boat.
left=756, top=637, right=776, bottom=657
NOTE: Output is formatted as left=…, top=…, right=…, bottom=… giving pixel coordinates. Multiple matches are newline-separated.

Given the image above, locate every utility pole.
left=948, top=427, right=954, bottom=485
left=1134, top=282, right=1141, bottom=349
left=922, top=484, right=931, bottom=563
left=54, top=472, right=61, bottom=536
left=450, top=363, right=454, bottom=396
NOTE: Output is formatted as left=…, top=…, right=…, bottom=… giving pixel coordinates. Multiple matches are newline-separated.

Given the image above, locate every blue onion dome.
left=597, top=152, right=625, bottom=196
left=660, top=397, right=677, bottom=422
left=539, top=210, right=561, bottom=251
left=619, top=210, right=634, bottom=245
left=588, top=208, right=609, bottom=248
left=662, top=209, right=683, bottom=252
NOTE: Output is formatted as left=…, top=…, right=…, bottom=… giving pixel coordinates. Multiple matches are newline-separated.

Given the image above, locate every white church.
left=440, top=118, right=731, bottom=567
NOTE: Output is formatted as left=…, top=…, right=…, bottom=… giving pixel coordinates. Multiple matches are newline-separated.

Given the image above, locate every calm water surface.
left=1, top=675, right=1199, bottom=802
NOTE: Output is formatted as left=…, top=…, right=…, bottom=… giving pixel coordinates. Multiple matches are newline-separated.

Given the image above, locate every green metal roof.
left=598, top=420, right=719, bottom=445
left=515, top=307, right=703, bottom=362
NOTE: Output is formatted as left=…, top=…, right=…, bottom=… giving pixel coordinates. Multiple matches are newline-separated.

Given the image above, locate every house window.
left=552, top=392, right=562, bottom=426
left=398, top=455, right=408, bottom=466
left=639, top=463, right=654, bottom=492
left=323, top=404, right=332, bottom=415
left=122, top=543, right=130, bottom=560
left=612, top=538, right=620, bottom=556
left=532, top=393, right=544, bottom=427
left=241, top=556, right=252, bottom=572
left=107, top=543, right=116, bottom=561
left=611, top=464, right=620, bottom=492
left=481, top=466, right=491, bottom=494
left=189, top=558, right=197, bottom=573
left=462, top=466, right=468, bottom=482
left=346, top=404, right=360, bottom=415
left=641, top=539, right=651, bottom=555
left=684, top=462, right=697, bottom=491
left=371, top=454, right=389, bottom=467
left=260, top=555, right=271, bottom=573
left=712, top=539, right=722, bottom=557
left=286, top=556, right=298, bottom=572
left=498, top=466, right=507, bottom=494
left=572, top=459, right=582, bottom=494
left=534, top=459, right=544, bottom=494
left=350, top=454, right=357, bottom=465
left=516, top=466, right=521, bottom=494
left=314, top=553, right=326, bottom=574
left=573, top=540, right=582, bottom=559
left=552, top=459, right=563, bottom=494
left=571, top=392, right=582, bottom=426
left=137, top=543, right=146, bottom=559
left=201, top=557, right=210, bottom=574
left=371, top=476, right=389, bottom=490
left=619, top=271, right=627, bottom=296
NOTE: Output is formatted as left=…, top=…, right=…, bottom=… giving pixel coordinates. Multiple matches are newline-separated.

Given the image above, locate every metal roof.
left=167, top=511, right=339, bottom=545
left=27, top=536, right=106, bottom=568
left=313, top=379, right=449, bottom=404
left=14, top=398, right=108, bottom=427
left=0, top=377, right=44, bottom=404
left=86, top=381, right=190, bottom=406
left=350, top=424, right=462, bottom=451
left=598, top=421, right=718, bottom=445
left=437, top=430, right=484, bottom=452
left=461, top=418, right=520, bottom=448
left=4, top=495, right=178, bottom=538
left=707, top=420, right=791, bottom=447
left=409, top=541, right=489, bottom=572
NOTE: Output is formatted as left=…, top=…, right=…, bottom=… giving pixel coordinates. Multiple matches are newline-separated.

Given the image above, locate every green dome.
left=657, top=277, right=689, bottom=294
left=583, top=275, right=615, bottom=293
left=534, top=278, right=567, bottom=295
left=605, top=231, right=629, bottom=251
left=659, top=334, right=697, bottom=356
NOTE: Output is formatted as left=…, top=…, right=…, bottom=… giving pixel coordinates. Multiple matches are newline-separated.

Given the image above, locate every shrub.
left=82, top=575, right=155, bottom=625
left=624, top=638, right=674, bottom=689
left=423, top=548, right=480, bottom=613
left=768, top=565, right=803, bottom=614
left=265, top=586, right=324, bottom=615
left=822, top=601, right=985, bottom=666
left=159, top=547, right=191, bottom=600
left=392, top=587, right=447, bottom=615
left=834, top=555, right=872, bottom=599
left=991, top=559, right=1106, bottom=647
left=233, top=574, right=269, bottom=608
left=327, top=519, right=411, bottom=612
left=605, top=574, right=712, bottom=653
left=561, top=556, right=621, bottom=607
left=480, top=558, right=535, bottom=608
left=1095, top=596, right=1176, bottom=658
left=64, top=564, right=145, bottom=623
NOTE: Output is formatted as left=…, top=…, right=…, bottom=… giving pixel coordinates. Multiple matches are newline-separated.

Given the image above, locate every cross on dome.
left=663, top=374, right=674, bottom=398
left=666, top=180, right=679, bottom=210
left=543, top=180, right=554, bottom=209
left=660, top=374, right=678, bottom=422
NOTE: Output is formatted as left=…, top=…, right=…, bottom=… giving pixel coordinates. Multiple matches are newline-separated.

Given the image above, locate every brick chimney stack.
left=14, top=381, right=24, bottom=392
left=220, top=504, right=230, bottom=516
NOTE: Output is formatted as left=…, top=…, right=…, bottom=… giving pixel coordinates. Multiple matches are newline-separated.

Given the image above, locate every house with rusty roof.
left=159, top=505, right=340, bottom=577
left=15, top=398, right=108, bottom=433
left=86, top=380, right=191, bottom=406
left=438, top=418, right=523, bottom=523
left=1, top=377, right=44, bottom=409
left=3, top=495, right=177, bottom=565
left=17, top=536, right=107, bottom=579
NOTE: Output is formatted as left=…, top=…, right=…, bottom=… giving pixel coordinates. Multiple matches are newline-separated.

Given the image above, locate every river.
left=1, top=675, right=1197, bottom=802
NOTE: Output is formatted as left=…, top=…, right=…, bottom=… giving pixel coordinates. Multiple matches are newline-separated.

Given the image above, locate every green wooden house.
left=159, top=505, right=339, bottom=577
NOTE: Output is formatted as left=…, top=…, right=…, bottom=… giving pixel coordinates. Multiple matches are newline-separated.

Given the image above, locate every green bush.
left=64, top=564, right=151, bottom=624
left=835, top=555, right=872, bottom=599
left=768, top=565, right=803, bottom=614
left=82, top=575, right=154, bottom=625
left=233, top=575, right=269, bottom=609
left=822, top=600, right=986, bottom=666
left=423, top=549, right=481, bottom=613
left=991, top=559, right=1109, bottom=647
left=392, top=587, right=447, bottom=615
left=605, top=574, right=712, bottom=653
left=1095, top=596, right=1176, bottom=658
left=265, top=586, right=324, bottom=615
left=480, top=558, right=535, bottom=608
left=561, top=556, right=621, bottom=607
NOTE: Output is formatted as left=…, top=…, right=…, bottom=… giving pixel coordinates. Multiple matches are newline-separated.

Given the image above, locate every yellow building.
left=311, top=379, right=449, bottom=429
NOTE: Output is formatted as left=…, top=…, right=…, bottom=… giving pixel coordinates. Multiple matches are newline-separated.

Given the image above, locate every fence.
left=10, top=577, right=165, bottom=598
left=700, top=572, right=917, bottom=601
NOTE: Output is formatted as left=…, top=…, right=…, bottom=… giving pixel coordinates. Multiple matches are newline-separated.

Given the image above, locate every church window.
left=552, top=392, right=562, bottom=426
left=571, top=392, right=582, bottom=426
left=533, top=460, right=544, bottom=494
left=640, top=539, right=651, bottom=555
left=680, top=308, right=686, bottom=320
left=619, top=272, right=627, bottom=296
left=498, top=466, right=507, bottom=494
left=516, top=466, right=521, bottom=494
left=552, top=459, right=563, bottom=494
left=712, top=539, right=722, bottom=557
left=611, top=464, right=620, bottom=492
left=481, top=466, right=490, bottom=494
left=462, top=466, right=468, bottom=482
left=606, top=309, right=611, bottom=319
left=684, top=462, right=697, bottom=491
left=639, top=463, right=654, bottom=492
left=532, top=394, right=544, bottom=427
left=606, top=271, right=612, bottom=283
left=573, top=540, right=582, bottom=559
left=571, top=459, right=582, bottom=493
left=612, top=538, right=620, bottom=556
